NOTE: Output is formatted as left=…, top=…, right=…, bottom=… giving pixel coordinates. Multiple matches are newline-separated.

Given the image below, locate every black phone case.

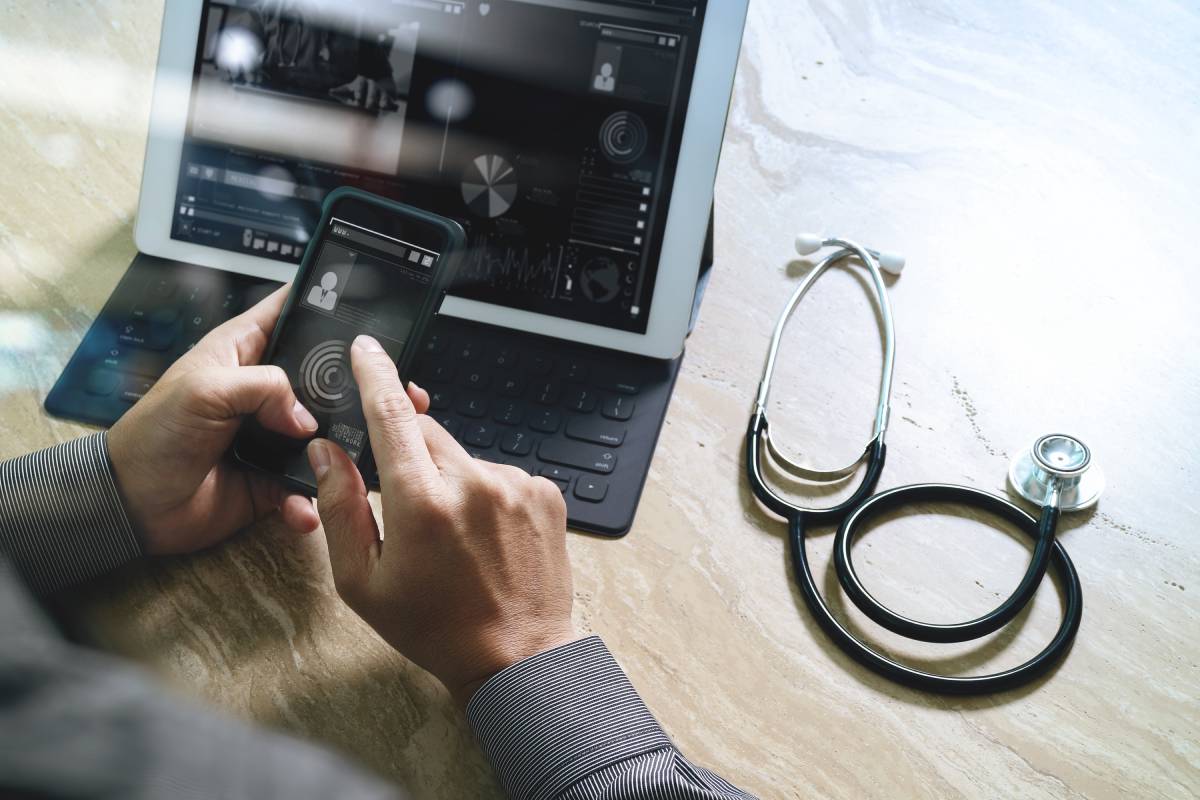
left=233, top=187, right=466, bottom=495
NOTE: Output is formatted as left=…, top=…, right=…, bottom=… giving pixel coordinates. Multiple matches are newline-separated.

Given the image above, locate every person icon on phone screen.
left=593, top=63, right=615, bottom=92
left=307, top=272, right=340, bottom=311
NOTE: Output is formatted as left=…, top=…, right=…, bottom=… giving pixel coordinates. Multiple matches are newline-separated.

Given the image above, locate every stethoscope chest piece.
left=1009, top=433, right=1105, bottom=511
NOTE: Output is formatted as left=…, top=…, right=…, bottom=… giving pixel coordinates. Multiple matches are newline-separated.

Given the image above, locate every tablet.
left=134, top=0, right=747, bottom=358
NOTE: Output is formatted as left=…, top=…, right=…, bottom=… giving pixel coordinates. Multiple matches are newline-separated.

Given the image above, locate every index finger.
left=351, top=335, right=440, bottom=490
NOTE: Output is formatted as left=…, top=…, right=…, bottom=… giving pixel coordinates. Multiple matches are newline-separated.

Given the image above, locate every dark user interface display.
left=171, top=0, right=707, bottom=333
left=270, top=217, right=437, bottom=469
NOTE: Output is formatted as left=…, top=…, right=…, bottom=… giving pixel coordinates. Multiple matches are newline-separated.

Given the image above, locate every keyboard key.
left=500, top=429, right=534, bottom=457
left=456, top=393, right=488, bottom=418
left=498, top=376, right=524, bottom=397
left=493, top=400, right=524, bottom=426
left=574, top=477, right=609, bottom=503
left=529, top=408, right=562, bottom=433
left=183, top=283, right=211, bottom=305
left=185, top=312, right=210, bottom=336
left=532, top=379, right=561, bottom=405
left=119, top=375, right=156, bottom=404
left=219, top=291, right=241, bottom=314
left=538, top=439, right=617, bottom=475
left=602, top=395, right=635, bottom=421
left=564, top=360, right=590, bottom=382
left=149, top=307, right=181, bottom=326
left=529, top=355, right=554, bottom=375
left=492, top=348, right=519, bottom=369
left=119, top=319, right=175, bottom=351
left=455, top=341, right=480, bottom=361
left=463, top=423, right=497, bottom=448
left=117, top=320, right=148, bottom=346
left=84, top=369, right=120, bottom=396
left=597, top=375, right=640, bottom=395
left=435, top=416, right=460, bottom=437
left=565, top=417, right=626, bottom=447
left=564, top=386, right=598, bottom=413
left=147, top=276, right=176, bottom=302
left=131, top=306, right=179, bottom=325
left=423, top=334, right=447, bottom=355
left=462, top=370, right=491, bottom=390
left=539, top=465, right=574, bottom=483
left=429, top=389, right=451, bottom=410
left=427, top=364, right=456, bottom=383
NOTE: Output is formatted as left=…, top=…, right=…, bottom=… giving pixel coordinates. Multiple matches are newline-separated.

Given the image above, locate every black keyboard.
left=47, top=253, right=682, bottom=536
left=411, top=315, right=680, bottom=535
left=45, top=254, right=281, bottom=427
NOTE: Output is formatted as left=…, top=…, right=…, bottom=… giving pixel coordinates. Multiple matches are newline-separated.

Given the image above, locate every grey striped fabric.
left=0, top=432, right=141, bottom=595
left=0, top=434, right=756, bottom=799
left=469, top=636, right=757, bottom=800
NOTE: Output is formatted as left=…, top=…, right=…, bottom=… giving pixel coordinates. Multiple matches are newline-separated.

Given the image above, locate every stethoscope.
left=746, top=234, right=1105, bottom=694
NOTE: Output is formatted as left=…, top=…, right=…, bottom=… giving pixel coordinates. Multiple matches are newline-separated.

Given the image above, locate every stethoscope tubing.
left=834, top=484, right=1060, bottom=643
left=789, top=496, right=1082, bottom=695
left=747, top=414, right=1084, bottom=694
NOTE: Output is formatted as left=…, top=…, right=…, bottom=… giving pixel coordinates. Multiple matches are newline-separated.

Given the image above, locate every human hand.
left=107, top=287, right=430, bottom=556
left=332, top=75, right=397, bottom=111
left=309, top=335, right=575, bottom=706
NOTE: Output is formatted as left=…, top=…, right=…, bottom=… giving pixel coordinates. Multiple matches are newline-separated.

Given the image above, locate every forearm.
left=468, top=637, right=756, bottom=800
left=0, top=432, right=141, bottom=595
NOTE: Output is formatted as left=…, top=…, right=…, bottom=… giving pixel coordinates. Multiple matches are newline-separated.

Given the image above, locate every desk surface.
left=2, top=2, right=1198, bottom=798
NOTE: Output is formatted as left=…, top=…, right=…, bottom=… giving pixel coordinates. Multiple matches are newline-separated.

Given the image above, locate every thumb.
left=190, top=364, right=317, bottom=438
left=308, top=439, right=380, bottom=601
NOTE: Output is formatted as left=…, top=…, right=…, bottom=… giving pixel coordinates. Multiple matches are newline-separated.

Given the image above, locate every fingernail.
left=308, top=440, right=331, bottom=480
left=407, top=380, right=423, bottom=393
left=353, top=334, right=384, bottom=353
left=293, top=400, right=318, bottom=432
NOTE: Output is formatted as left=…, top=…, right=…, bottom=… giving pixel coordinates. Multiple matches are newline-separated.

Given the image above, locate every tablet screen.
left=170, top=0, right=708, bottom=334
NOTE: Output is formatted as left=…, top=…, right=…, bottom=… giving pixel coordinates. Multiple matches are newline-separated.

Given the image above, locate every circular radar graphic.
left=580, top=257, right=621, bottom=303
left=462, top=154, right=518, bottom=218
left=299, top=339, right=356, bottom=414
left=598, top=111, right=649, bottom=164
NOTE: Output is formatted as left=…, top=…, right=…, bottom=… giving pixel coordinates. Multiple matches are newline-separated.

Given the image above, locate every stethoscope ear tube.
left=786, top=496, right=1082, bottom=694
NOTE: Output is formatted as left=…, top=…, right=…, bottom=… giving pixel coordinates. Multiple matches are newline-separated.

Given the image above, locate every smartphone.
left=234, top=188, right=465, bottom=495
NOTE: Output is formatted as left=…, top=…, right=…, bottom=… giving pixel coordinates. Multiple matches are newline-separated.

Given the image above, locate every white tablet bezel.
left=134, top=0, right=747, bottom=359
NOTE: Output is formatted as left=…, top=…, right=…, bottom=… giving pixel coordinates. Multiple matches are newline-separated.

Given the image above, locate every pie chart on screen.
left=462, top=154, right=518, bottom=218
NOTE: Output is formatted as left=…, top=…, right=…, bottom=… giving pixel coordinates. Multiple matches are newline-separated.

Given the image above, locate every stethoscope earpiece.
left=795, top=232, right=906, bottom=276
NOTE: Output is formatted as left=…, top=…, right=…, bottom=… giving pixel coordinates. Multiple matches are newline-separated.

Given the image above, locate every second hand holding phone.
left=235, top=188, right=466, bottom=495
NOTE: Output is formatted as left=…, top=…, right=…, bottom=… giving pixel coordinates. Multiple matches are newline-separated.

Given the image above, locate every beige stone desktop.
left=1, top=1, right=1196, bottom=798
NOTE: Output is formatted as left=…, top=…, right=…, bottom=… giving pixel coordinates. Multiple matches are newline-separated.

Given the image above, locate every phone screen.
left=237, top=193, right=459, bottom=491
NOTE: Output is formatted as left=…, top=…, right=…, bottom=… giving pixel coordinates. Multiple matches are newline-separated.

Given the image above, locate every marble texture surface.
left=2, top=1, right=1198, bottom=797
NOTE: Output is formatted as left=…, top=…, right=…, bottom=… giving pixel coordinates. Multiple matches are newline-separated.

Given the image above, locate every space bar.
left=538, top=439, right=617, bottom=475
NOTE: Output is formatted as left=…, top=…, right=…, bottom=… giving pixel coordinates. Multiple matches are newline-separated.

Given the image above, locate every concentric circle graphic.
left=299, top=339, right=355, bottom=414
left=599, top=111, right=648, bottom=164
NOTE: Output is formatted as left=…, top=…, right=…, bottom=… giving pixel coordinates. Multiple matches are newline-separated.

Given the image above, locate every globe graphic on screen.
left=580, top=257, right=621, bottom=303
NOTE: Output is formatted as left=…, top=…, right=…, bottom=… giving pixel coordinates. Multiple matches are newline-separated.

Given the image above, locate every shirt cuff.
left=0, top=432, right=142, bottom=595
left=467, top=636, right=673, bottom=800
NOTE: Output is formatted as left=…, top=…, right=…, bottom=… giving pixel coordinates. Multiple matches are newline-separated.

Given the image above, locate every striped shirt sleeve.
left=0, top=432, right=142, bottom=595
left=467, top=636, right=757, bottom=800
